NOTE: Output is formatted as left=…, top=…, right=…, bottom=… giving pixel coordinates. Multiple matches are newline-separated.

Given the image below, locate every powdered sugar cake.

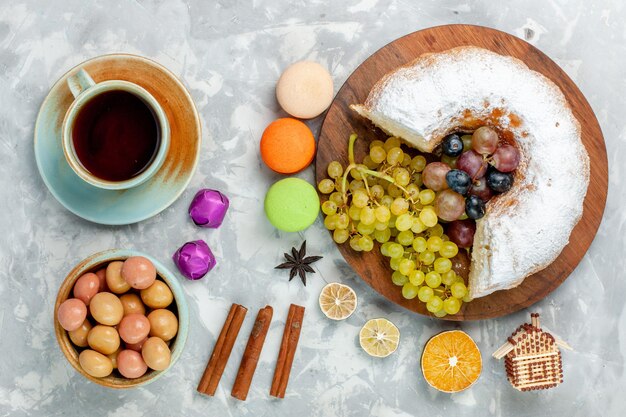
left=316, top=24, right=607, bottom=320
left=351, top=46, right=590, bottom=299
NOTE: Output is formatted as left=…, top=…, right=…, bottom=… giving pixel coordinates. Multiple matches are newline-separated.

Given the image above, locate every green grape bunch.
left=317, top=134, right=472, bottom=318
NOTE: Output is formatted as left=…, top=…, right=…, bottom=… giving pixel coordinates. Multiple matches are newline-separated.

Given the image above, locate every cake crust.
left=351, top=46, right=590, bottom=299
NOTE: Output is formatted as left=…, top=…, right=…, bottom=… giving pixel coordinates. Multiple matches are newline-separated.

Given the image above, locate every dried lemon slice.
left=318, top=283, right=357, bottom=320
left=421, top=330, right=482, bottom=393
left=359, top=318, right=400, bottom=358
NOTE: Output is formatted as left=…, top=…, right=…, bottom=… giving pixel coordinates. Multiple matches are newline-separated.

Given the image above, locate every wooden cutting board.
left=315, top=24, right=608, bottom=320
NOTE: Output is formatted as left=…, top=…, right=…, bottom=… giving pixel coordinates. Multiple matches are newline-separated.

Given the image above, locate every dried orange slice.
left=421, top=330, right=482, bottom=393
left=319, top=283, right=357, bottom=320
left=359, top=318, right=400, bottom=358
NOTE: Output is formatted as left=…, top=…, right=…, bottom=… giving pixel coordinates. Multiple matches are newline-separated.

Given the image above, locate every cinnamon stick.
left=231, top=305, right=273, bottom=401
left=270, top=304, right=305, bottom=398
left=197, top=303, right=248, bottom=396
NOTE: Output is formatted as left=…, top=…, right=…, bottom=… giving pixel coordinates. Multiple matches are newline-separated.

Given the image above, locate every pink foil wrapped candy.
left=172, top=240, right=216, bottom=280
left=189, top=189, right=229, bottom=228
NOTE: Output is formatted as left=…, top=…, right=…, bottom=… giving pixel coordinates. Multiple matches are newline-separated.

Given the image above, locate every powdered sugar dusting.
left=355, top=47, right=590, bottom=298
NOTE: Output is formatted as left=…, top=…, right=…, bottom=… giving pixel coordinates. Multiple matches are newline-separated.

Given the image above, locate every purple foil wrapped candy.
left=189, top=189, right=229, bottom=228
left=172, top=240, right=216, bottom=280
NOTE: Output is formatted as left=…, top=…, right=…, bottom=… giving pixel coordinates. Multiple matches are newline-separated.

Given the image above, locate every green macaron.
left=264, top=177, right=320, bottom=232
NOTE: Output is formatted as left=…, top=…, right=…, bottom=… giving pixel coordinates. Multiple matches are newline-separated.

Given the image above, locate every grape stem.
left=348, top=133, right=358, bottom=165
left=359, top=167, right=417, bottom=205
left=341, top=164, right=356, bottom=205
left=360, top=173, right=378, bottom=206
left=357, top=167, right=394, bottom=184
left=342, top=133, right=416, bottom=206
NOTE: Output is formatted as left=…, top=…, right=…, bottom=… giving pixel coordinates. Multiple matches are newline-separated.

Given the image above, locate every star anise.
left=275, top=241, right=322, bottom=286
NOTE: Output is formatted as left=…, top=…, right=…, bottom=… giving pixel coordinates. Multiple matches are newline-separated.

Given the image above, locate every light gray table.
left=0, top=0, right=623, bottom=416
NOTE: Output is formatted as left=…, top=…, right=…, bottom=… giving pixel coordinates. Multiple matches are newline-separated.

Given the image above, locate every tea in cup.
left=62, top=69, right=170, bottom=190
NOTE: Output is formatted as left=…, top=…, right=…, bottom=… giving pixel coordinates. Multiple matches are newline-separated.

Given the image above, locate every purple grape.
left=442, top=133, right=464, bottom=157
left=446, top=169, right=472, bottom=196
left=465, top=195, right=486, bottom=220
left=447, top=220, right=476, bottom=248
left=435, top=189, right=465, bottom=221
left=450, top=251, right=470, bottom=280
left=422, top=162, right=451, bottom=191
left=472, top=126, right=498, bottom=155
left=486, top=169, right=513, bottom=193
left=469, top=178, right=493, bottom=201
left=457, top=150, right=487, bottom=180
left=492, top=144, right=520, bottom=172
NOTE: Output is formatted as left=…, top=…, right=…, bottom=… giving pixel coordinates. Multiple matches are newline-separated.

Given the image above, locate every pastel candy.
left=276, top=61, right=334, bottom=119
left=264, top=178, right=320, bottom=232
left=260, top=118, right=316, bottom=174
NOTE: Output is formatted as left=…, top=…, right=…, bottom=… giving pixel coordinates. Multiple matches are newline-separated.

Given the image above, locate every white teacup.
left=62, top=69, right=170, bottom=190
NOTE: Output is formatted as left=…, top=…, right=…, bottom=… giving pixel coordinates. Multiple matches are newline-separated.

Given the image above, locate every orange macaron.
left=260, top=118, right=316, bottom=174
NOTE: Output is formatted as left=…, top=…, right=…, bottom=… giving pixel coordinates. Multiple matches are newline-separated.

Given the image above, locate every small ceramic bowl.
left=54, top=249, right=189, bottom=389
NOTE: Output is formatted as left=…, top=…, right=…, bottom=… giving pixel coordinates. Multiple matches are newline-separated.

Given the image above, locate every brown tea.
left=72, top=90, right=159, bottom=182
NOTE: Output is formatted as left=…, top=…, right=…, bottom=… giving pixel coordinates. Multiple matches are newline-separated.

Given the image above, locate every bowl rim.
left=54, top=249, right=189, bottom=389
